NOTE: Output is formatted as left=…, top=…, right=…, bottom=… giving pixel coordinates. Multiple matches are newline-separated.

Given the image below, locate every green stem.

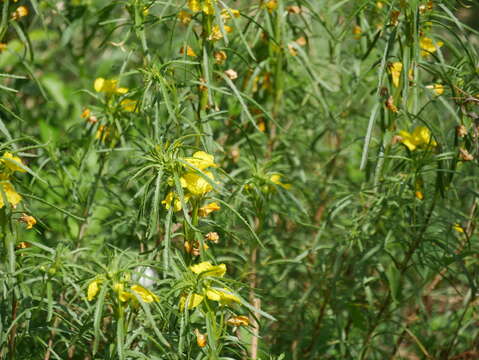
left=359, top=191, right=439, bottom=359
left=1, top=209, right=17, bottom=359
left=75, top=152, right=108, bottom=248
left=0, top=0, right=10, bottom=41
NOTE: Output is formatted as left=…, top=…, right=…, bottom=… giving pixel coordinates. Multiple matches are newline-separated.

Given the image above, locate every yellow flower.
left=162, top=192, right=179, bottom=211
left=389, top=10, right=400, bottom=26
left=180, top=287, right=239, bottom=309
left=0, top=182, right=22, bottom=208
left=94, top=78, right=117, bottom=93
left=183, top=151, right=217, bottom=170
left=205, top=288, right=240, bottom=304
left=184, top=240, right=209, bottom=256
left=352, top=25, right=362, bottom=39
left=188, top=0, right=215, bottom=14
left=264, top=0, right=278, bottom=13
left=208, top=26, right=223, bottom=42
left=178, top=10, right=192, bottom=24
left=161, top=191, right=190, bottom=212
left=227, top=315, right=249, bottom=327
left=2, top=152, right=26, bottom=173
left=180, top=45, right=197, bottom=57
left=194, top=329, right=207, bottom=348
left=190, top=261, right=226, bottom=277
left=12, top=5, right=28, bottom=20
left=181, top=171, right=214, bottom=195
left=214, top=50, right=227, bottom=65
left=184, top=240, right=193, bottom=254
left=202, top=0, right=215, bottom=15
left=120, top=99, right=138, bottom=112
left=389, top=62, right=403, bottom=88
left=113, top=282, right=131, bottom=302
left=95, top=125, right=110, bottom=142
left=81, top=108, right=91, bottom=119
left=131, top=284, right=159, bottom=303
left=116, top=87, right=128, bottom=94
left=87, top=279, right=102, bottom=301
left=426, top=83, right=444, bottom=96
left=221, top=8, right=240, bottom=20
left=420, top=37, right=443, bottom=57
left=257, top=120, right=266, bottom=132
left=199, top=202, right=220, bottom=217
left=208, top=25, right=232, bottom=41
left=94, top=78, right=128, bottom=94
left=20, top=213, right=36, bottom=229
left=179, top=293, right=204, bottom=310
left=187, top=0, right=200, bottom=12
left=205, top=231, right=220, bottom=243
left=398, top=126, right=436, bottom=151
left=419, top=2, right=433, bottom=14
left=270, top=174, right=292, bottom=190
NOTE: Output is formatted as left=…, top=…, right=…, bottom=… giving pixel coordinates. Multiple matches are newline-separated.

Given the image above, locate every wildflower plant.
left=1, top=0, right=479, bottom=359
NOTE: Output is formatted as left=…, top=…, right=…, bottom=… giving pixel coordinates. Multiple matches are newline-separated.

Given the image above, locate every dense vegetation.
left=1, top=0, right=479, bottom=359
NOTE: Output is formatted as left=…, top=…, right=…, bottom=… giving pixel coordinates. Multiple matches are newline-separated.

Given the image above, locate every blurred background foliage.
left=1, top=0, right=479, bottom=359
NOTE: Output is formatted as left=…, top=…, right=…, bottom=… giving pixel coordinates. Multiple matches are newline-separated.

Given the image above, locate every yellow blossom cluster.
left=179, top=261, right=240, bottom=310
left=12, top=5, right=28, bottom=20
left=397, top=126, right=436, bottom=152
left=181, top=1, right=240, bottom=42
left=93, top=78, right=138, bottom=113
left=187, top=0, right=215, bottom=15
left=0, top=152, right=26, bottom=209
left=162, top=151, right=220, bottom=215
left=419, top=36, right=443, bottom=57
left=388, top=61, right=444, bottom=99
left=19, top=213, right=36, bottom=229
left=87, top=278, right=159, bottom=304
left=185, top=232, right=220, bottom=256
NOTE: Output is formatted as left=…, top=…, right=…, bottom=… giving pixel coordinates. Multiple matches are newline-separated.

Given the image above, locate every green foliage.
left=1, top=0, right=479, bottom=359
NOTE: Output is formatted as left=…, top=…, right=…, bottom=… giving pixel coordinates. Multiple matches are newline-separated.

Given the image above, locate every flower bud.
left=194, top=329, right=207, bottom=348
left=205, top=232, right=220, bottom=243
left=456, top=125, right=467, bottom=138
